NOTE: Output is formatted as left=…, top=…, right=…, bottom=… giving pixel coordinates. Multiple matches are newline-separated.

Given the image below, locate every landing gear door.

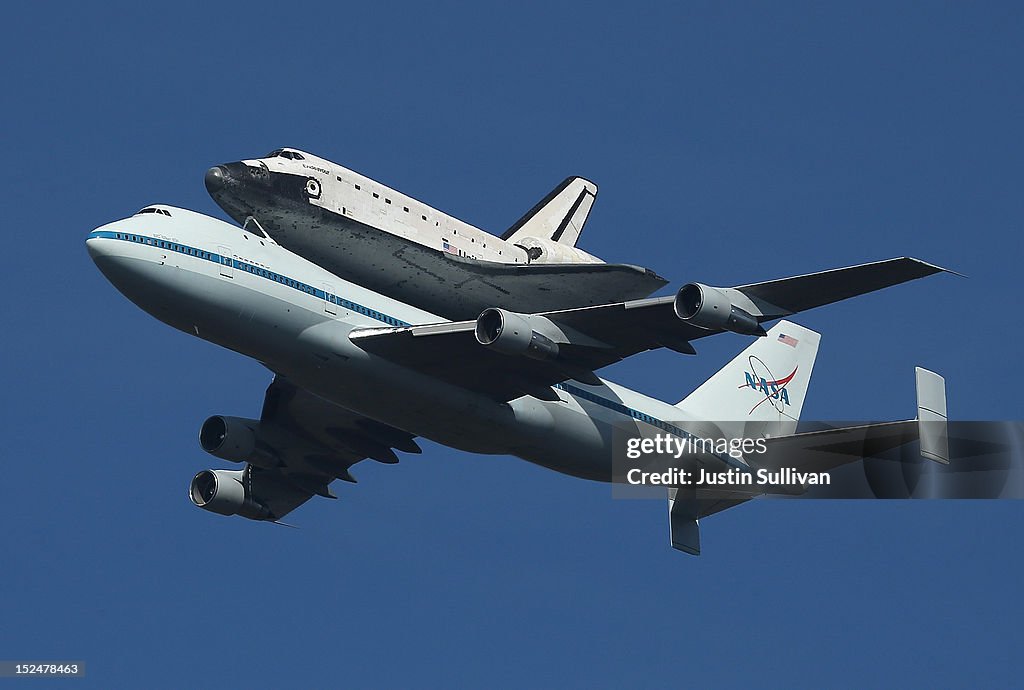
left=218, top=246, right=233, bottom=278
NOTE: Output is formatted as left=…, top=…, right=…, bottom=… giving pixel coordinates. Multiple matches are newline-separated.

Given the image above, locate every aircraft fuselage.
left=86, top=206, right=717, bottom=482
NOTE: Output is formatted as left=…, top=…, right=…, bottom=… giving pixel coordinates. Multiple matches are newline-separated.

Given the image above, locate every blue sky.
left=2, top=2, right=1021, bottom=687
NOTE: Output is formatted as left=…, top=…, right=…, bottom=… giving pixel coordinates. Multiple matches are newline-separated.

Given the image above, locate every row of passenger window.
left=343, top=300, right=405, bottom=326
left=158, top=239, right=212, bottom=260
left=253, top=268, right=406, bottom=325
left=239, top=261, right=306, bottom=290
left=557, top=383, right=730, bottom=462
left=114, top=231, right=409, bottom=327
left=559, top=383, right=681, bottom=435
left=114, top=233, right=213, bottom=261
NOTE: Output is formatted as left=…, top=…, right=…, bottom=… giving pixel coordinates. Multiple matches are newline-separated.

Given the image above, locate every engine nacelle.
left=189, top=469, right=271, bottom=520
left=475, top=308, right=560, bottom=360
left=199, top=416, right=257, bottom=462
left=513, top=236, right=603, bottom=265
left=674, top=283, right=765, bottom=336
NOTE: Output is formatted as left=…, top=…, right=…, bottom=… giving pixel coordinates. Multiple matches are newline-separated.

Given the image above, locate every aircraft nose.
left=86, top=222, right=130, bottom=266
left=205, top=166, right=228, bottom=194
left=85, top=233, right=108, bottom=263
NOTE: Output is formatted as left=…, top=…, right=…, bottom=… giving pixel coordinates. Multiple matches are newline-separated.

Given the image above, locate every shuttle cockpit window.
left=264, top=147, right=303, bottom=159
left=265, top=149, right=305, bottom=160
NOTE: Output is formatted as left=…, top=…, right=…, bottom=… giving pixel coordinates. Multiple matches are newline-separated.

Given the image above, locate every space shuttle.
left=205, top=148, right=667, bottom=319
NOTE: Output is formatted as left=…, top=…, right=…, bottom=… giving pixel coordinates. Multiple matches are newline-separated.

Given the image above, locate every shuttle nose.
left=205, top=166, right=228, bottom=194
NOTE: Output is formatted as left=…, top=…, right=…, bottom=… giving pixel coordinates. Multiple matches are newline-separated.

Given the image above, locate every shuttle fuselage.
left=205, top=149, right=667, bottom=320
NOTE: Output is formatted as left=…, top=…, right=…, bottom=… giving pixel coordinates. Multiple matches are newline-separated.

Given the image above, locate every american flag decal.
left=778, top=333, right=799, bottom=348
left=443, top=241, right=459, bottom=256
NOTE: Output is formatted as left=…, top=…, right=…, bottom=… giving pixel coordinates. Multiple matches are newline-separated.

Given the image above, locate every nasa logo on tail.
left=739, top=348, right=798, bottom=414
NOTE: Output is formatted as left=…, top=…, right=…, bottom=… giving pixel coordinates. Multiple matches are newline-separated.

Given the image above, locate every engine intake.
left=189, top=469, right=271, bottom=520
left=199, top=416, right=279, bottom=469
left=475, top=308, right=559, bottom=360
left=675, top=283, right=765, bottom=336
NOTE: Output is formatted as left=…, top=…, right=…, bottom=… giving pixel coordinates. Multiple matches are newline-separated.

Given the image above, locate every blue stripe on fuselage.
left=88, top=229, right=411, bottom=327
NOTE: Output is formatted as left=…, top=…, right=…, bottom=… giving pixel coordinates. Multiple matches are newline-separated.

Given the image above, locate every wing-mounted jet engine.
left=188, top=378, right=423, bottom=522
left=674, top=283, right=766, bottom=336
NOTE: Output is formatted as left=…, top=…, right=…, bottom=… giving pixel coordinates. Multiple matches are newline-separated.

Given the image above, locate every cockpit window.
left=265, top=149, right=305, bottom=161
left=135, top=207, right=172, bottom=217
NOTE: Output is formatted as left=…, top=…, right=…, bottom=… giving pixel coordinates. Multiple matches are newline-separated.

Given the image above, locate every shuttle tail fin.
left=674, top=321, right=821, bottom=439
left=501, top=176, right=598, bottom=248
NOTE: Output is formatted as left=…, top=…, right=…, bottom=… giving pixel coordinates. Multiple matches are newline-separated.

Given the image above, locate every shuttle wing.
left=236, top=377, right=420, bottom=520
left=350, top=257, right=949, bottom=402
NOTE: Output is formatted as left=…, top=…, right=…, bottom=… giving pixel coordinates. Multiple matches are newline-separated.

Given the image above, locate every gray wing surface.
left=545, top=257, right=947, bottom=350
left=732, top=257, right=950, bottom=316
left=243, top=377, right=420, bottom=520
left=350, top=257, right=948, bottom=402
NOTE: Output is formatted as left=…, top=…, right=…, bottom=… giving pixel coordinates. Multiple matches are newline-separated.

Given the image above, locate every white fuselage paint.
left=86, top=206, right=716, bottom=482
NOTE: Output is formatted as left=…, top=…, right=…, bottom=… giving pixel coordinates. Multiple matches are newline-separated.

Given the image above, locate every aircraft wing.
left=236, top=377, right=420, bottom=520
left=350, top=257, right=948, bottom=402
left=542, top=257, right=948, bottom=352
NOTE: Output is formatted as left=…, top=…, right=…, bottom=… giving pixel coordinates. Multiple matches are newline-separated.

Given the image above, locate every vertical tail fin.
left=674, top=321, right=820, bottom=439
left=501, top=176, right=598, bottom=248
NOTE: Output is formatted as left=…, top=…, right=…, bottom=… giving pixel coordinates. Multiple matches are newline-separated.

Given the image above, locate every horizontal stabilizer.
left=756, top=420, right=918, bottom=475
left=752, top=368, right=950, bottom=476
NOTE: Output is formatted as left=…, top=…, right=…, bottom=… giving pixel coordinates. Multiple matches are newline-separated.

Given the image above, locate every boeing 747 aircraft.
left=87, top=205, right=950, bottom=553
left=205, top=148, right=668, bottom=319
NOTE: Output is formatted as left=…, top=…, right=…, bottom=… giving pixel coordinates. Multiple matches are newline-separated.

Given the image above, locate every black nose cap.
left=205, top=166, right=227, bottom=194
